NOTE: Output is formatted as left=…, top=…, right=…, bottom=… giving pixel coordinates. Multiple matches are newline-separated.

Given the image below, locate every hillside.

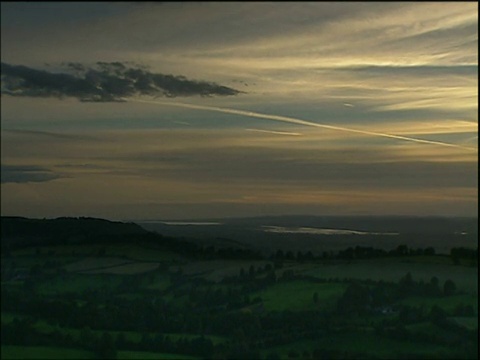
left=1, top=216, right=148, bottom=250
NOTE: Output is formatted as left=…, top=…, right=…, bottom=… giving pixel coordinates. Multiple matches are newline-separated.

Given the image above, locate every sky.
left=1, top=2, right=478, bottom=220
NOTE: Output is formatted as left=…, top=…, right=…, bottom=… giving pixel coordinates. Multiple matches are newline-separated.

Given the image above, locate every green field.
left=260, top=329, right=459, bottom=359
left=23, top=317, right=227, bottom=348
left=253, top=280, right=346, bottom=311
left=399, top=293, right=478, bottom=313
left=2, top=220, right=477, bottom=360
left=314, top=330, right=457, bottom=358
left=0, top=346, right=201, bottom=360
left=1, top=345, right=93, bottom=359
left=449, top=316, right=479, bottom=330
left=117, top=350, right=199, bottom=359
left=299, top=258, right=478, bottom=294
left=10, top=244, right=183, bottom=261
left=37, top=273, right=122, bottom=295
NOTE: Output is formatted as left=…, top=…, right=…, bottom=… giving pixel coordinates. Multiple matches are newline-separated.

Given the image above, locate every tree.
left=429, top=305, right=447, bottom=326
left=80, top=326, right=96, bottom=351
left=428, top=276, right=441, bottom=296
left=398, top=272, right=414, bottom=297
left=396, top=245, right=408, bottom=256
left=336, top=282, right=371, bottom=314
left=265, top=352, right=281, bottom=360
left=96, top=332, right=117, bottom=359
left=443, top=279, right=456, bottom=296
left=248, top=265, right=255, bottom=279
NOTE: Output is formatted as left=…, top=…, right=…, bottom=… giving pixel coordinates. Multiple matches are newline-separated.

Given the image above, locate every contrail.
left=128, top=98, right=477, bottom=151
left=246, top=128, right=302, bottom=136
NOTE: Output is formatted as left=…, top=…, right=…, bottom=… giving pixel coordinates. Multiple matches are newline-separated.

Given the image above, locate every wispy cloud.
left=1, top=2, right=477, bottom=219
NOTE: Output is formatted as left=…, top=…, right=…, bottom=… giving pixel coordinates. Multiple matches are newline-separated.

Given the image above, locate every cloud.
left=1, top=62, right=242, bottom=102
left=1, top=164, right=62, bottom=184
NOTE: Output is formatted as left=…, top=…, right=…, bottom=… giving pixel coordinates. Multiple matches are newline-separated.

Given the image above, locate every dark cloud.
left=1, top=62, right=243, bottom=102
left=1, top=164, right=62, bottom=184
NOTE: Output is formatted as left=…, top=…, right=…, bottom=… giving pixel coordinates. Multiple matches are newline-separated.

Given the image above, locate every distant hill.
left=0, top=216, right=262, bottom=260
left=137, top=215, right=478, bottom=255
left=1, top=216, right=148, bottom=249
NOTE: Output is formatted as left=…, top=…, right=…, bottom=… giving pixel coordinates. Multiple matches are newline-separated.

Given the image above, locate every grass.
left=64, top=257, right=133, bottom=272
left=449, top=316, right=479, bottom=330
left=0, top=345, right=93, bottom=359
left=300, top=258, right=478, bottom=294
left=81, top=262, right=160, bottom=275
left=143, top=274, right=171, bottom=291
left=252, top=280, right=346, bottom=312
left=399, top=293, right=478, bottom=314
left=31, top=318, right=227, bottom=347
left=37, top=273, right=122, bottom=295
left=313, top=330, right=458, bottom=359
left=164, top=332, right=227, bottom=346
left=1, top=312, right=27, bottom=324
left=170, top=260, right=270, bottom=283
left=117, top=351, right=199, bottom=359
left=11, top=244, right=184, bottom=262
left=105, top=244, right=183, bottom=262
left=405, top=321, right=460, bottom=340
left=260, top=339, right=318, bottom=359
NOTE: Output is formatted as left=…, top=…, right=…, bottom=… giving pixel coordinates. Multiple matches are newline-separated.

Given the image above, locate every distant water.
left=136, top=216, right=477, bottom=255
left=262, top=226, right=399, bottom=236
left=152, top=221, right=222, bottom=226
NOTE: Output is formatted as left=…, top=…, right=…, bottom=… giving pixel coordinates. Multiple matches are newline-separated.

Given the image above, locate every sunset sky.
left=1, top=2, right=478, bottom=220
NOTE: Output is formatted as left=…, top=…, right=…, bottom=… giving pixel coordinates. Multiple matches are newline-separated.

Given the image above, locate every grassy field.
left=117, top=351, right=200, bottom=359
left=1, top=345, right=93, bottom=359
left=10, top=243, right=183, bottom=260
left=1, top=312, right=28, bottom=324
left=313, top=330, right=457, bottom=359
left=104, top=244, right=184, bottom=262
left=143, top=274, right=171, bottom=291
left=64, top=257, right=134, bottom=272
left=449, top=316, right=479, bottom=330
left=29, top=318, right=227, bottom=347
left=260, top=329, right=458, bottom=359
left=0, top=346, right=201, bottom=360
left=399, top=293, right=478, bottom=313
left=170, top=260, right=270, bottom=282
left=37, top=273, right=122, bottom=295
left=252, top=280, right=346, bottom=312
left=2, top=239, right=477, bottom=360
left=81, top=262, right=160, bottom=275
left=298, top=258, right=478, bottom=294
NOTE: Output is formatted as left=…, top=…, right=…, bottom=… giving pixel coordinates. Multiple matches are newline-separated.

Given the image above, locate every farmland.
left=1, top=216, right=478, bottom=359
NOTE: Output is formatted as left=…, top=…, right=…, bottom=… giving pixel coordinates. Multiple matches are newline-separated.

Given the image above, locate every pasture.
left=117, top=351, right=199, bottom=359
left=298, top=258, right=478, bottom=294
left=0, top=345, right=93, bottom=359
left=314, top=330, right=457, bottom=359
left=37, top=273, right=122, bottom=295
left=64, top=257, right=133, bottom=272
left=449, top=316, right=479, bottom=330
left=80, top=262, right=160, bottom=275
left=2, top=225, right=477, bottom=360
left=399, top=293, right=479, bottom=313
left=252, top=280, right=346, bottom=312
left=169, top=260, right=270, bottom=282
